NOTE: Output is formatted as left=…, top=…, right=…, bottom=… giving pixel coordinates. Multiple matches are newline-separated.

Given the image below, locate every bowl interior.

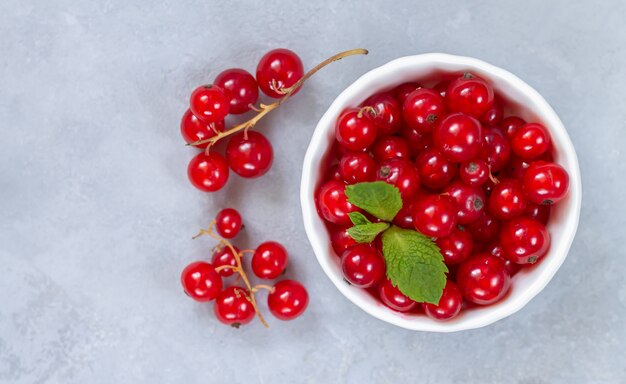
left=301, top=54, right=581, bottom=332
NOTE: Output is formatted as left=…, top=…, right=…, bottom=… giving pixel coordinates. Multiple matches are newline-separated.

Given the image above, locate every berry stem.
left=189, top=48, right=369, bottom=149
left=251, top=284, right=275, bottom=293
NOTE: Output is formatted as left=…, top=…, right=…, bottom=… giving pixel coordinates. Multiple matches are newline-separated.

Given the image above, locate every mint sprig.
left=345, top=181, right=402, bottom=222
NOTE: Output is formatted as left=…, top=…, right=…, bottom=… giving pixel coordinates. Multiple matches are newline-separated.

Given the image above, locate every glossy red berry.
left=214, top=287, right=255, bottom=327
left=317, top=180, right=360, bottom=226
left=487, top=179, right=527, bottom=220
left=399, top=125, right=432, bottom=154
left=372, top=136, right=411, bottom=162
left=443, top=181, right=486, bottom=225
left=480, top=98, right=503, bottom=125
left=484, top=241, right=521, bottom=276
left=423, top=280, right=463, bottom=320
left=445, top=74, right=494, bottom=118
left=256, top=48, right=304, bottom=98
left=412, top=195, right=457, bottom=238
left=525, top=202, right=551, bottom=224
left=339, top=152, right=376, bottom=184
left=456, top=254, right=511, bottom=305
left=392, top=82, right=421, bottom=104
left=362, top=93, right=402, bottom=135
left=415, top=148, right=457, bottom=189
left=505, top=156, right=532, bottom=180
left=480, top=127, right=512, bottom=172
left=341, top=245, right=385, bottom=288
left=459, top=160, right=489, bottom=186
left=392, top=198, right=418, bottom=229
left=268, top=280, right=309, bottom=320
left=435, top=227, right=473, bottom=265
left=433, top=113, right=483, bottom=162
left=330, top=226, right=358, bottom=256
left=211, top=245, right=241, bottom=277
left=181, top=261, right=223, bottom=302
left=501, top=217, right=550, bottom=264
left=523, top=161, right=570, bottom=205
left=214, top=68, right=259, bottom=114
left=251, top=241, right=288, bottom=279
left=215, top=208, right=243, bottom=239
left=501, top=116, right=526, bottom=138
left=433, top=80, right=450, bottom=97
left=466, top=212, right=500, bottom=243
left=378, top=279, right=417, bottom=312
left=335, top=108, right=378, bottom=151
left=180, top=109, right=224, bottom=148
left=326, top=164, right=343, bottom=182
left=402, top=88, right=447, bottom=133
left=511, top=123, right=551, bottom=160
left=189, top=85, right=230, bottom=123
left=375, top=158, right=421, bottom=200
left=187, top=152, right=229, bottom=192
left=226, top=131, right=273, bottom=178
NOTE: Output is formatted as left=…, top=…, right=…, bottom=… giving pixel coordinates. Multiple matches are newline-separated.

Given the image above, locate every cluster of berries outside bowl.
left=301, top=53, right=581, bottom=332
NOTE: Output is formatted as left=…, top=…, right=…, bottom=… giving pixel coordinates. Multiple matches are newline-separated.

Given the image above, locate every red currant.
left=392, top=82, right=421, bottom=104
left=433, top=80, right=450, bottom=97
left=256, top=48, right=304, bottom=98
left=501, top=116, right=526, bottom=138
left=215, top=208, right=243, bottom=239
left=392, top=197, right=418, bottom=229
left=267, top=280, right=309, bottom=320
left=459, top=160, right=489, bottom=186
left=329, top=225, right=358, bottom=256
left=181, top=261, right=223, bottom=302
left=212, top=245, right=241, bottom=277
left=335, top=108, right=378, bottom=152
left=214, top=68, right=259, bottom=114
left=225, top=131, right=273, bottom=178
left=505, top=156, right=532, bottom=180
left=378, top=278, right=417, bottom=312
left=480, top=98, right=503, bottom=125
left=412, top=195, right=457, bottom=238
left=522, top=161, right=569, bottom=205
left=317, top=180, right=360, bottom=226
left=423, top=280, right=462, bottom=320
left=214, top=287, right=255, bottom=327
left=500, top=217, right=550, bottom=264
left=399, top=125, right=432, bottom=154
left=480, top=127, right=511, bottom=172
left=402, top=88, right=447, bottom=133
left=375, top=158, right=421, bottom=201
left=443, top=180, right=486, bottom=225
left=415, top=148, right=457, bottom=189
left=189, top=85, right=229, bottom=123
left=435, top=227, right=473, bottom=265
left=511, top=123, right=551, bottom=160
left=484, top=241, right=521, bottom=276
left=326, top=164, right=343, bottom=182
left=445, top=73, right=494, bottom=118
left=339, top=152, right=376, bottom=184
left=180, top=109, right=224, bottom=148
left=251, top=241, right=288, bottom=279
left=466, top=212, right=500, bottom=243
left=433, top=113, right=483, bottom=162
left=187, top=152, right=229, bottom=192
left=372, top=136, right=410, bottom=162
left=362, top=92, right=402, bottom=135
left=525, top=202, right=551, bottom=224
left=487, top=179, right=527, bottom=220
left=456, top=254, right=511, bottom=305
left=341, top=245, right=385, bottom=288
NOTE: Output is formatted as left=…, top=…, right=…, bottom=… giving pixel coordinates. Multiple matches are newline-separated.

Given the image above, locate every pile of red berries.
left=318, top=72, right=570, bottom=321
left=181, top=208, right=308, bottom=328
left=182, top=49, right=305, bottom=192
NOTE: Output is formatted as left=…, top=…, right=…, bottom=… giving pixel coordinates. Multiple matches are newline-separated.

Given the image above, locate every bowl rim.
left=300, top=53, right=582, bottom=332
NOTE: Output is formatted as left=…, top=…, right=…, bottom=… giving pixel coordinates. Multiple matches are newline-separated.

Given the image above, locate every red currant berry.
left=215, top=208, right=243, bottom=239
left=335, top=108, right=378, bottom=152
left=423, top=280, right=462, bottom=320
left=525, top=202, right=551, bottom=224
left=460, top=160, right=489, bottom=186
left=226, top=131, right=273, bottom=178
left=362, top=92, right=402, bottom=135
left=214, top=287, right=255, bottom=327
left=268, top=280, right=309, bottom=320
left=436, top=227, right=473, bottom=265
left=256, top=48, right=304, bottom=98
left=415, top=148, right=457, bottom=189
left=181, top=261, right=223, bottom=302
left=392, top=82, right=421, bottom=104
left=375, top=158, right=421, bottom=201
left=399, top=125, right=432, bottom=154
left=501, top=116, right=526, bottom=138
left=445, top=73, right=494, bottom=118
left=339, top=152, right=376, bottom=184
left=433, top=80, right=450, bottom=97
left=330, top=225, right=358, bottom=256
left=412, top=195, right=457, bottom=238
left=180, top=109, right=224, bottom=148
left=505, top=156, right=532, bottom=180
left=466, top=212, right=500, bottom=243
left=484, top=241, right=521, bottom=276
left=434, top=112, right=483, bottom=162
left=511, top=123, right=551, bottom=160
left=326, top=164, right=343, bottom=182
left=480, top=127, right=512, bottom=172
left=214, top=68, right=259, bottom=114
left=378, top=278, right=417, bottom=312
left=457, top=254, right=511, bottom=305
left=187, top=152, right=229, bottom=192
left=251, top=241, right=288, bottom=279
left=480, top=98, right=503, bottom=125
left=402, top=88, right=447, bottom=133
left=341, top=245, right=385, bottom=288
left=522, top=161, right=569, bottom=205
left=189, top=85, right=230, bottom=123
left=392, top=197, right=418, bottom=229
left=211, top=245, right=241, bottom=277
left=487, top=179, right=527, bottom=220
left=501, top=217, right=550, bottom=264
left=317, top=180, right=360, bottom=226
left=372, top=136, right=410, bottom=162
left=443, top=180, right=486, bottom=225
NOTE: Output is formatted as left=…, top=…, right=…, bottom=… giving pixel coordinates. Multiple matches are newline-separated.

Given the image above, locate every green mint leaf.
left=348, top=212, right=371, bottom=226
left=347, top=222, right=390, bottom=243
left=382, top=226, right=448, bottom=305
left=345, top=181, right=402, bottom=222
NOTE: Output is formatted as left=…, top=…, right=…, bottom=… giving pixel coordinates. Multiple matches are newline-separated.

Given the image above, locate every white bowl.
left=300, top=53, right=581, bottom=332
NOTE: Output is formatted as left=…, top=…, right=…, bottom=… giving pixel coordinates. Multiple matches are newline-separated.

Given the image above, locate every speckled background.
left=1, top=0, right=625, bottom=383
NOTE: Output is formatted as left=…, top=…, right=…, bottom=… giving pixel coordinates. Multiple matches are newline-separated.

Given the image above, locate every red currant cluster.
left=318, top=73, right=570, bottom=321
left=181, top=208, right=308, bottom=328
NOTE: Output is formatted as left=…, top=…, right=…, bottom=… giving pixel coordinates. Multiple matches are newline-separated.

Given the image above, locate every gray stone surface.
left=1, top=0, right=625, bottom=382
